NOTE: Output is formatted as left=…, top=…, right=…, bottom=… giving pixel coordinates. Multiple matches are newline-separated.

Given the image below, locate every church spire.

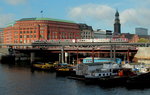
left=114, top=10, right=121, bottom=35
left=115, top=10, right=119, bottom=16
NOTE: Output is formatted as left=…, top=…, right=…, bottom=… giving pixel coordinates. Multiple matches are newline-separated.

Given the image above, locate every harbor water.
left=0, top=64, right=150, bottom=95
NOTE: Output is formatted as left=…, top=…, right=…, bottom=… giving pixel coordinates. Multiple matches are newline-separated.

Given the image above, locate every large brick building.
left=0, top=28, right=4, bottom=44
left=4, top=18, right=81, bottom=44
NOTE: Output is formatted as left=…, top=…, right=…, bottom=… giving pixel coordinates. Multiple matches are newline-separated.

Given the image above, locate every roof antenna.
left=40, top=10, right=43, bottom=18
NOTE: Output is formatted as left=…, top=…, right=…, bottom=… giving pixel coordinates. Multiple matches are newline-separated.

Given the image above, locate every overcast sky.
left=0, top=0, right=150, bottom=34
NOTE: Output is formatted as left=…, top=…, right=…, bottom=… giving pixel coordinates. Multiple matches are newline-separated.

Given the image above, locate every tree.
left=138, top=38, right=149, bottom=43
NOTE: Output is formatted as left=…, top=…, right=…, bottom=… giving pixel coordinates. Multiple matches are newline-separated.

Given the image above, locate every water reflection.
left=0, top=64, right=150, bottom=95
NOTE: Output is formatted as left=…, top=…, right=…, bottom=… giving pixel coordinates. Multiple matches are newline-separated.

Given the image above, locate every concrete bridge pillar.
left=61, top=46, right=64, bottom=63
left=76, top=47, right=79, bottom=64
left=127, top=48, right=130, bottom=64
left=65, top=52, right=68, bottom=63
left=59, top=53, right=61, bottom=63
left=113, top=45, right=116, bottom=60
left=92, top=47, right=95, bottom=63
left=30, top=52, right=35, bottom=64
left=110, top=45, right=113, bottom=59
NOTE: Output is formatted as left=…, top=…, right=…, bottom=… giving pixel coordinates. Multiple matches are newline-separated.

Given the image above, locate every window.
left=40, top=31, right=44, bottom=33
left=40, top=35, right=44, bottom=38
left=20, top=40, right=22, bottom=43
left=24, top=40, right=26, bottom=43
left=48, top=35, right=50, bottom=39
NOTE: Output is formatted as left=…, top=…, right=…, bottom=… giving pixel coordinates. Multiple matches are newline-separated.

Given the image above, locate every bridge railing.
left=0, top=43, right=150, bottom=49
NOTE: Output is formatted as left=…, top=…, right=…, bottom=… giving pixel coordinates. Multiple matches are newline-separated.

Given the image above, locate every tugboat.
left=126, top=71, right=150, bottom=88
left=75, top=59, right=136, bottom=86
left=55, top=63, right=76, bottom=76
left=97, top=68, right=136, bottom=87
left=32, top=62, right=55, bottom=71
left=83, top=62, right=135, bottom=85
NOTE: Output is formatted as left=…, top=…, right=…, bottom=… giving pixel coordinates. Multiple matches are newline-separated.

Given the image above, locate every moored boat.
left=32, top=62, right=55, bottom=71
left=74, top=60, right=137, bottom=86
left=97, top=68, right=136, bottom=87
left=55, top=63, right=76, bottom=76
left=126, top=72, right=150, bottom=88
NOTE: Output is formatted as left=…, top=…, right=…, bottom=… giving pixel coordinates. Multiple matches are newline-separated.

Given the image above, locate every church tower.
left=114, top=10, right=121, bottom=35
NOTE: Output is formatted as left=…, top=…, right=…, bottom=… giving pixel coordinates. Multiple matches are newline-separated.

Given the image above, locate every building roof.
left=121, top=33, right=135, bottom=40
left=18, top=18, right=76, bottom=23
left=78, top=24, right=93, bottom=31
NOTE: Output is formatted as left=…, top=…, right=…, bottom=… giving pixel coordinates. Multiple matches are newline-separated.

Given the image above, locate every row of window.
left=14, top=40, right=33, bottom=43
left=20, top=35, right=36, bottom=38
left=19, top=31, right=36, bottom=34
left=82, top=32, right=91, bottom=34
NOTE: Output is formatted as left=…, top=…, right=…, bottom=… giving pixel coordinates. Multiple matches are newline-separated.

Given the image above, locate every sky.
left=0, top=0, right=150, bottom=34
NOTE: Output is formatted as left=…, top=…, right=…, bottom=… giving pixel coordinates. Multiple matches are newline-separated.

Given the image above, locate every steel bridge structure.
left=1, top=42, right=149, bottom=64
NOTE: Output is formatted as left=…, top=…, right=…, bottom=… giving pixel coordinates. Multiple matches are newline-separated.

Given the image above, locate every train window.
left=103, top=74, right=105, bottom=76
left=99, top=74, right=101, bottom=76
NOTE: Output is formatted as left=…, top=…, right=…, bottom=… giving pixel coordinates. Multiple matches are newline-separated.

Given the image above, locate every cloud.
left=4, top=0, right=27, bottom=5
left=120, top=8, right=150, bottom=27
left=0, top=13, right=15, bottom=28
left=68, top=3, right=150, bottom=33
left=68, top=4, right=115, bottom=24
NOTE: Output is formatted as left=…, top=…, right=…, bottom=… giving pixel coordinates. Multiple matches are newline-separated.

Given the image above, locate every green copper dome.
left=18, top=18, right=76, bottom=23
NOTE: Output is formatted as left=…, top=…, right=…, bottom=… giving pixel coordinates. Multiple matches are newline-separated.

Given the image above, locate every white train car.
left=35, top=38, right=129, bottom=43
left=76, top=39, right=93, bottom=43
left=33, top=40, right=47, bottom=44
left=47, top=39, right=74, bottom=43
left=93, top=38, right=110, bottom=43
left=58, top=39, right=73, bottom=43
left=47, top=39, right=60, bottom=43
left=111, top=38, right=128, bottom=43
left=121, top=38, right=129, bottom=42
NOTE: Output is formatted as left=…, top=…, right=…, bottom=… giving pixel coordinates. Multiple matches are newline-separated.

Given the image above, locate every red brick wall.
left=4, top=20, right=80, bottom=44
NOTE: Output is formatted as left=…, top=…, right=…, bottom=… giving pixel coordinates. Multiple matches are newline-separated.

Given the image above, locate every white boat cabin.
left=76, top=62, right=120, bottom=78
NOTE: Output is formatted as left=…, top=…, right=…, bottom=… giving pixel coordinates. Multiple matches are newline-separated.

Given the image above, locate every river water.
left=0, top=64, right=150, bottom=95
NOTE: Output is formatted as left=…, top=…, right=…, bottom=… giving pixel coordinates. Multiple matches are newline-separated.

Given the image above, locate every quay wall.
left=0, top=48, right=9, bottom=55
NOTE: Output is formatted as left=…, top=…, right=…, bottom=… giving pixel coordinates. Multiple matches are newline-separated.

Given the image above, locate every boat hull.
left=126, top=72, right=150, bottom=88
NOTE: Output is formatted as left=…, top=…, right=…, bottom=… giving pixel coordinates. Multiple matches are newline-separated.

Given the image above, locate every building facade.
left=79, top=24, right=93, bottom=39
left=94, top=29, right=112, bottom=39
left=4, top=18, right=81, bottom=44
left=121, top=33, right=139, bottom=43
left=114, top=10, right=121, bottom=35
left=120, top=33, right=150, bottom=43
left=0, top=28, right=4, bottom=44
left=135, top=28, right=148, bottom=36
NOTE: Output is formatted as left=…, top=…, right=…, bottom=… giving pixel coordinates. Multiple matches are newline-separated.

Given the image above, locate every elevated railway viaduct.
left=0, top=42, right=149, bottom=64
